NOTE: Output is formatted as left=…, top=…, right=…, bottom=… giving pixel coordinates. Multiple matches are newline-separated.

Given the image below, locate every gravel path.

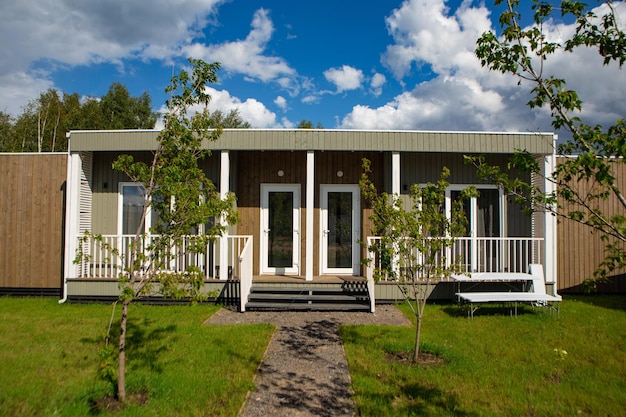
left=205, top=306, right=411, bottom=417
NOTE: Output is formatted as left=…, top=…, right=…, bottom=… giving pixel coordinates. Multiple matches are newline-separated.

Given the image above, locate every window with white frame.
left=118, top=183, right=161, bottom=235
left=446, top=186, right=504, bottom=238
left=446, top=185, right=505, bottom=272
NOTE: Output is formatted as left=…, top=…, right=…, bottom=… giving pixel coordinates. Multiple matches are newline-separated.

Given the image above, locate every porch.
left=69, top=234, right=548, bottom=310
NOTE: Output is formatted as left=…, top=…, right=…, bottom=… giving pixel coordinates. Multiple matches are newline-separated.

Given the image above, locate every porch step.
left=245, top=283, right=371, bottom=312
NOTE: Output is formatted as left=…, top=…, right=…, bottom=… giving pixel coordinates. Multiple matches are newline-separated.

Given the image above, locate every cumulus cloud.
left=323, top=65, right=364, bottom=92
left=343, top=0, right=626, bottom=136
left=274, top=96, right=287, bottom=111
left=0, top=0, right=225, bottom=115
left=184, top=9, right=297, bottom=87
left=369, top=73, right=386, bottom=97
left=155, top=86, right=290, bottom=129
left=0, top=0, right=225, bottom=72
left=381, top=0, right=490, bottom=80
left=204, top=87, right=284, bottom=128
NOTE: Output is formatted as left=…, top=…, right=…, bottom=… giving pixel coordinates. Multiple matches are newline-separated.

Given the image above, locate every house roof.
left=68, top=129, right=555, bottom=154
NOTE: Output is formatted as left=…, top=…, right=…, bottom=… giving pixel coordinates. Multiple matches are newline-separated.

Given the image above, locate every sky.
left=1, top=0, right=625, bottom=137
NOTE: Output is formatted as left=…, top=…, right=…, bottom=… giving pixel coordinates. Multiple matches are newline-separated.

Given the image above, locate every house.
left=61, top=129, right=558, bottom=309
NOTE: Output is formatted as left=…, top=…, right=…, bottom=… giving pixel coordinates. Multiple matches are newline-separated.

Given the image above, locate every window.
left=118, top=183, right=161, bottom=235
left=446, top=186, right=504, bottom=272
left=446, top=186, right=503, bottom=238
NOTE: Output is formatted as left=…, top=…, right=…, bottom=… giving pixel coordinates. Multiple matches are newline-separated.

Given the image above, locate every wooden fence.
left=0, top=154, right=67, bottom=294
left=557, top=156, right=626, bottom=293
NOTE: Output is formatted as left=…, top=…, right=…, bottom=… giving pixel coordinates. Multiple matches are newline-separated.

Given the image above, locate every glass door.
left=260, top=184, right=300, bottom=275
left=321, top=185, right=360, bottom=275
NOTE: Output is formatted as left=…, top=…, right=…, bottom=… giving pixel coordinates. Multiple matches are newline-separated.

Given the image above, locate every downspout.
left=59, top=133, right=72, bottom=303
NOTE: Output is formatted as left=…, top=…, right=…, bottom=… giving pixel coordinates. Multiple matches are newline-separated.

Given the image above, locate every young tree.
left=472, top=0, right=626, bottom=288
left=85, top=59, right=238, bottom=403
left=361, top=159, right=474, bottom=362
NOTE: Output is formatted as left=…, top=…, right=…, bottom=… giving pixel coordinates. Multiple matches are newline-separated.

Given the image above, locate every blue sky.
left=1, top=0, right=624, bottom=135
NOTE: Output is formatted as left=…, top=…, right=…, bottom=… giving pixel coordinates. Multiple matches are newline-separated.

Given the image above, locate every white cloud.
left=0, top=71, right=55, bottom=115
left=381, top=0, right=490, bottom=80
left=343, top=0, right=626, bottom=137
left=184, top=9, right=296, bottom=86
left=0, top=0, right=226, bottom=115
left=369, top=73, right=386, bottom=97
left=274, top=96, right=287, bottom=111
left=323, top=65, right=364, bottom=92
left=203, top=87, right=280, bottom=128
left=301, top=95, right=320, bottom=105
left=155, top=86, right=291, bottom=129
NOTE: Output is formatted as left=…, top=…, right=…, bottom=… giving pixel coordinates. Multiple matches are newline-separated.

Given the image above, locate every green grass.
left=0, top=297, right=273, bottom=417
left=341, top=296, right=626, bottom=417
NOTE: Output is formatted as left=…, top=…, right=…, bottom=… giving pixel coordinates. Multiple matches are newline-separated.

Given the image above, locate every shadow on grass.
left=442, top=303, right=549, bottom=318
left=563, top=294, right=626, bottom=312
left=82, top=315, right=177, bottom=374
left=125, top=317, right=177, bottom=373
left=357, top=381, right=480, bottom=417
left=80, top=315, right=178, bottom=413
left=341, top=326, right=478, bottom=417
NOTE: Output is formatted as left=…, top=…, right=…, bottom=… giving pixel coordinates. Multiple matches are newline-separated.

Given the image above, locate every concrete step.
left=248, top=293, right=369, bottom=303
left=245, top=284, right=371, bottom=312
left=245, top=301, right=371, bottom=312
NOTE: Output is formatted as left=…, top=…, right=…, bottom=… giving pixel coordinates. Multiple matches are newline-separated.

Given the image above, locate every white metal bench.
left=454, top=264, right=561, bottom=318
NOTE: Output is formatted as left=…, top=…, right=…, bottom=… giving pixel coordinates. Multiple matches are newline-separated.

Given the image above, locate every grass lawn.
left=0, top=297, right=273, bottom=417
left=341, top=295, right=626, bottom=417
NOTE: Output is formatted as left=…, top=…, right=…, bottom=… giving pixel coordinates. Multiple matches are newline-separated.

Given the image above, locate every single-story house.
left=61, top=129, right=558, bottom=309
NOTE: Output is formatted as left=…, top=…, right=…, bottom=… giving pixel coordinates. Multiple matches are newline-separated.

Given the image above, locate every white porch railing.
left=75, top=234, right=252, bottom=281
left=237, top=236, right=253, bottom=312
left=366, top=236, right=543, bottom=282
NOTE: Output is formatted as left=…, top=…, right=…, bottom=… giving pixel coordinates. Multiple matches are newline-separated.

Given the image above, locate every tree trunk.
left=118, top=300, right=129, bottom=402
left=413, top=313, right=422, bottom=363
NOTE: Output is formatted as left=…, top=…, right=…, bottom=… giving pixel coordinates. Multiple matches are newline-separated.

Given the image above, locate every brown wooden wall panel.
left=235, top=151, right=308, bottom=275
left=91, top=151, right=221, bottom=234
left=557, top=157, right=626, bottom=293
left=0, top=154, right=67, bottom=290
left=234, top=150, right=383, bottom=276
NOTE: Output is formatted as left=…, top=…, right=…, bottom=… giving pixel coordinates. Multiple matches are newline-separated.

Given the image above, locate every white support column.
left=391, top=151, right=401, bottom=197
left=391, top=151, right=401, bottom=277
left=544, top=136, right=558, bottom=287
left=306, top=151, right=315, bottom=281
left=219, top=150, right=230, bottom=281
left=61, top=152, right=81, bottom=302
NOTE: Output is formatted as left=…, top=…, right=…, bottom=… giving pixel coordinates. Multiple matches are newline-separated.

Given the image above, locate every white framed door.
left=320, top=184, right=360, bottom=275
left=260, top=184, right=301, bottom=275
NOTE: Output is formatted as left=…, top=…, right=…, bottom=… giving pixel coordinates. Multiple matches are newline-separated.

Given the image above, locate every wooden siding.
left=90, top=151, right=220, bottom=234
left=235, top=151, right=309, bottom=276
left=557, top=157, right=626, bottom=293
left=234, top=150, right=383, bottom=276
left=0, top=154, right=67, bottom=290
left=69, top=129, right=555, bottom=155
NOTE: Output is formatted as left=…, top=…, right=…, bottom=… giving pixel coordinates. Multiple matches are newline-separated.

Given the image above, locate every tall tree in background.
left=0, top=84, right=158, bottom=152
left=0, top=112, right=13, bottom=152
left=296, top=119, right=324, bottom=129
left=100, top=83, right=156, bottom=129
left=471, top=0, right=626, bottom=288
left=208, top=109, right=251, bottom=128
